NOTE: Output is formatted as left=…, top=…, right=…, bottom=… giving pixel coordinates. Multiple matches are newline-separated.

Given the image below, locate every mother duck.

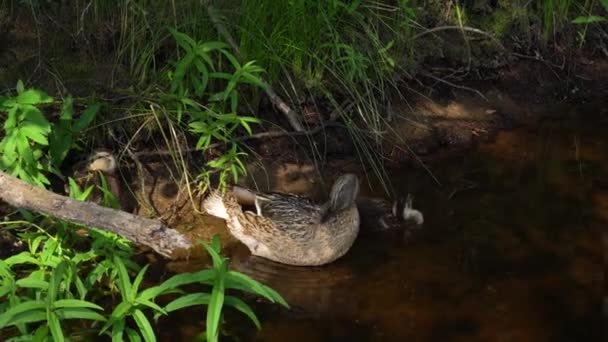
left=203, top=174, right=360, bottom=266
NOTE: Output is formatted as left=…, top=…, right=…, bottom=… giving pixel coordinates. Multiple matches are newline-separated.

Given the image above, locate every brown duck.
left=203, top=174, right=360, bottom=266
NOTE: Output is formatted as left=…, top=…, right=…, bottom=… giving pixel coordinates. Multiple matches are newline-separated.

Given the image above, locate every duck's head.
left=87, top=150, right=117, bottom=174
left=328, top=173, right=360, bottom=212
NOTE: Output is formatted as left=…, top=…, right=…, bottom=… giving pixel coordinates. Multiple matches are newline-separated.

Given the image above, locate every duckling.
left=69, top=149, right=125, bottom=211
left=203, top=174, right=360, bottom=266
left=357, top=194, right=424, bottom=232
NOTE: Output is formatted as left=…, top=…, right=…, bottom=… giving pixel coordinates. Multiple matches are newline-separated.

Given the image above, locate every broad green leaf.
left=20, top=123, right=49, bottom=145
left=21, top=106, right=51, bottom=131
left=16, top=89, right=52, bottom=105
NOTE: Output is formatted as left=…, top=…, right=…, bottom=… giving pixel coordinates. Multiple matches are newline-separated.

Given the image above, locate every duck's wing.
left=254, top=192, right=324, bottom=227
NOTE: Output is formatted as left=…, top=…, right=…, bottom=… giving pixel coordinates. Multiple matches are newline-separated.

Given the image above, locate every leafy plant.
left=157, top=235, right=289, bottom=342
left=165, top=29, right=264, bottom=190
left=98, top=257, right=163, bottom=342
left=0, top=80, right=99, bottom=187
left=0, top=260, right=106, bottom=341
left=571, top=0, right=608, bottom=46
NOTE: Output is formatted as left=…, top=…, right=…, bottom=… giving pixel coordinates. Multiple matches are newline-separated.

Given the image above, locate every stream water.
left=159, top=115, right=605, bottom=341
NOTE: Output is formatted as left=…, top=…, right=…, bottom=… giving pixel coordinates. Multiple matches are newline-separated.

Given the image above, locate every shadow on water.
left=159, top=115, right=605, bottom=341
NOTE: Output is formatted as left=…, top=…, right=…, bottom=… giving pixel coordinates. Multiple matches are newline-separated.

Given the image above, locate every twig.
left=414, top=25, right=498, bottom=42
left=205, top=2, right=304, bottom=132
left=131, top=123, right=337, bottom=158
left=421, top=71, right=489, bottom=102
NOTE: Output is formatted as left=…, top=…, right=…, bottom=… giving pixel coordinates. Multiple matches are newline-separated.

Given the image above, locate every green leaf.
left=5, top=252, right=41, bottom=267
left=572, top=15, right=607, bottom=24
left=16, top=80, right=24, bottom=93
left=20, top=122, right=49, bottom=145
left=225, top=271, right=289, bottom=308
left=199, top=41, right=229, bottom=53
left=131, top=264, right=150, bottom=300
left=171, top=52, right=196, bottom=93
left=48, top=261, right=68, bottom=301
left=132, top=309, right=156, bottom=342
left=54, top=307, right=106, bottom=322
left=206, top=265, right=226, bottom=342
left=114, top=256, right=133, bottom=300
left=168, top=27, right=197, bottom=52
left=48, top=311, right=65, bottom=342
left=201, top=240, right=226, bottom=269
left=163, top=293, right=212, bottom=313
left=153, top=270, right=215, bottom=290
left=0, top=308, right=47, bottom=328
left=73, top=102, right=100, bottom=132
left=0, top=300, right=46, bottom=328
left=22, top=106, right=51, bottom=131
left=133, top=299, right=165, bottom=315
left=15, top=278, right=49, bottom=290
left=224, top=295, right=261, bottom=329
left=109, top=317, right=125, bottom=342
left=52, top=299, right=104, bottom=311
left=125, top=327, right=143, bottom=342
left=16, top=89, right=52, bottom=105
left=100, top=301, right=131, bottom=335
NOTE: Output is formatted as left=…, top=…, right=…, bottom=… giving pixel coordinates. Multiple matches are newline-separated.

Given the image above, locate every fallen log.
left=0, top=171, right=191, bottom=258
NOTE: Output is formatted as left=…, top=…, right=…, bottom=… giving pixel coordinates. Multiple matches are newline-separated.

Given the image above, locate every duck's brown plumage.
left=203, top=174, right=360, bottom=266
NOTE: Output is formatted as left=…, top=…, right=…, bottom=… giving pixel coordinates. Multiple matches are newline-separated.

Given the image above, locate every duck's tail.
left=203, top=190, right=230, bottom=219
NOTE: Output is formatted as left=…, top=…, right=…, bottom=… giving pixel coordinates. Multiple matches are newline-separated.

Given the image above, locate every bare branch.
left=0, top=171, right=191, bottom=258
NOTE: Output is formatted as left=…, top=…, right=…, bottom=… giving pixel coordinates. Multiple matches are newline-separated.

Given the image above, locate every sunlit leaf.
left=16, top=89, right=52, bottom=105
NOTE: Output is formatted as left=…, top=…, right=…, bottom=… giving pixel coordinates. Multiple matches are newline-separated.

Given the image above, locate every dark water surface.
left=160, top=118, right=605, bottom=341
